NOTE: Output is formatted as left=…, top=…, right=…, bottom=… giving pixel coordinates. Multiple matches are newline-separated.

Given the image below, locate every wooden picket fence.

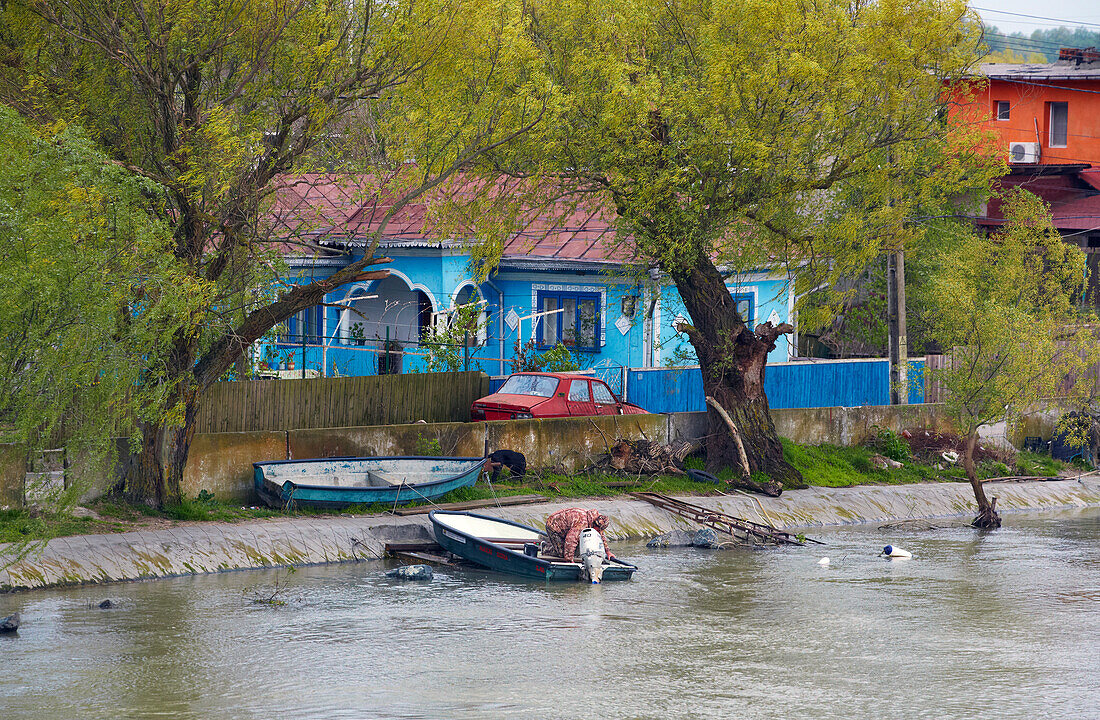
left=922, top=347, right=1100, bottom=405
left=194, top=371, right=490, bottom=433
left=922, top=354, right=948, bottom=403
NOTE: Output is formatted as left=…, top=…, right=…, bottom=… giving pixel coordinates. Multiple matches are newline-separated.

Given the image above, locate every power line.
left=972, top=6, right=1100, bottom=32
left=983, top=31, right=1077, bottom=50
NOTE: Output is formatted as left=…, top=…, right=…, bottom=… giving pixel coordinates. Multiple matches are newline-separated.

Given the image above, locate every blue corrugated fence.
left=625, top=359, right=925, bottom=414
left=489, top=359, right=924, bottom=413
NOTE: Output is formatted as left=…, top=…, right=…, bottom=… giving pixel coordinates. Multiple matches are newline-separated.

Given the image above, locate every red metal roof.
left=1051, top=194, right=1100, bottom=232
left=979, top=168, right=1100, bottom=231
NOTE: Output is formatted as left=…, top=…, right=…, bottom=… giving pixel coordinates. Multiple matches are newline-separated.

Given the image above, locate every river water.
left=2, top=508, right=1098, bottom=720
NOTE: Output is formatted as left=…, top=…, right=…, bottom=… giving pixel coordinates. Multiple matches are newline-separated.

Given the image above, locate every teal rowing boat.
left=253, top=456, right=485, bottom=510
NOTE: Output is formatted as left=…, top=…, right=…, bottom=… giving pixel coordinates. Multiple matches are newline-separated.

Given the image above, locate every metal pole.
left=464, top=331, right=470, bottom=371
left=887, top=251, right=909, bottom=404
left=896, top=249, right=909, bottom=405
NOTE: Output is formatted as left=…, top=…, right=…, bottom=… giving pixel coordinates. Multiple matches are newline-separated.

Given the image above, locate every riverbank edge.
left=4, top=478, right=1099, bottom=592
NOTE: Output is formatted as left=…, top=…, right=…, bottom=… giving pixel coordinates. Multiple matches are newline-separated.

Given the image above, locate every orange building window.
left=995, top=101, right=1010, bottom=121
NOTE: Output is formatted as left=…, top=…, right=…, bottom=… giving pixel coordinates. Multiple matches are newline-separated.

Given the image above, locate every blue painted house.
left=262, top=176, right=798, bottom=384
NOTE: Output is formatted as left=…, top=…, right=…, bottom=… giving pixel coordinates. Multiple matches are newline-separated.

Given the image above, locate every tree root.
left=971, top=496, right=1002, bottom=529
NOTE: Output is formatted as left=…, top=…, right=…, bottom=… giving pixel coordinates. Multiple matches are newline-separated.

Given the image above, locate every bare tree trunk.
left=671, top=257, right=803, bottom=488
left=963, top=431, right=1001, bottom=529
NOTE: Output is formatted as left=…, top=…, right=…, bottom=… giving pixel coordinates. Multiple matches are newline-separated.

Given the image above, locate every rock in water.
left=98, top=600, right=114, bottom=609
left=692, top=528, right=721, bottom=548
left=0, top=612, right=20, bottom=633
left=646, top=530, right=696, bottom=548
left=386, top=564, right=433, bottom=581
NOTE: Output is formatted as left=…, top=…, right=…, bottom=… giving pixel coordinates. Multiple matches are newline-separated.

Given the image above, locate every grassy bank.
left=0, top=441, right=1073, bottom=544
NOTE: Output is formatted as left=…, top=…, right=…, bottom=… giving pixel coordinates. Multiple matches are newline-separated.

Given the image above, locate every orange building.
left=957, top=49, right=1100, bottom=168
left=952, top=49, right=1100, bottom=303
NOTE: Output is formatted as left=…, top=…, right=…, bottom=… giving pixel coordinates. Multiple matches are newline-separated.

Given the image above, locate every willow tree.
left=924, top=190, right=1098, bottom=529
left=468, top=0, right=996, bottom=483
left=0, top=106, right=209, bottom=506
left=1, top=0, right=542, bottom=506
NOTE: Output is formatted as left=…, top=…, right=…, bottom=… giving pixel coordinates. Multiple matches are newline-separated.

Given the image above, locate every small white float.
left=881, top=545, right=912, bottom=559
left=817, top=557, right=831, bottom=565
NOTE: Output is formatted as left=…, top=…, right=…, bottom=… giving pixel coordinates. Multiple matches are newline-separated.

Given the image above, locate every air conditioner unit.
left=1008, top=142, right=1041, bottom=164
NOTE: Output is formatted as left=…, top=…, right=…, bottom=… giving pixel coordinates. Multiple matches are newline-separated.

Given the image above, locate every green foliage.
left=511, top=340, right=581, bottom=372
left=0, top=106, right=209, bottom=465
left=866, top=426, right=912, bottom=462
left=0, top=0, right=546, bottom=505
left=466, top=0, right=998, bottom=324
left=1015, top=451, right=1067, bottom=477
left=922, top=189, right=1100, bottom=485
left=413, top=433, right=444, bottom=457
left=663, top=346, right=699, bottom=368
left=420, top=303, right=486, bottom=372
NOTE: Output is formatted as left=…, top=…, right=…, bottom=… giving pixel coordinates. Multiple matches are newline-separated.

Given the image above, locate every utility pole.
left=887, top=250, right=909, bottom=404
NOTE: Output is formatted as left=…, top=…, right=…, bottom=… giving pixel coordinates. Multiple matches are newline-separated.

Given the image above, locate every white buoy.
left=818, top=557, right=830, bottom=565
left=881, top=544, right=912, bottom=559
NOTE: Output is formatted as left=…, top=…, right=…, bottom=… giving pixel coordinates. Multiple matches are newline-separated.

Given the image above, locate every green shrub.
left=866, top=425, right=911, bottom=462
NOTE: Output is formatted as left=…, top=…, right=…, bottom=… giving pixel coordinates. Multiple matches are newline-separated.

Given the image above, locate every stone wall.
left=181, top=414, right=667, bottom=504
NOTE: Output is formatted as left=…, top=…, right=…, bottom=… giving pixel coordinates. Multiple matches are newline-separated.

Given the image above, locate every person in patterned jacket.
left=543, top=508, right=615, bottom=562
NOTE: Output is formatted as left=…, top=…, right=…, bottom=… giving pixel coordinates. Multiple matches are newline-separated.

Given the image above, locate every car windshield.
left=498, top=375, right=559, bottom=398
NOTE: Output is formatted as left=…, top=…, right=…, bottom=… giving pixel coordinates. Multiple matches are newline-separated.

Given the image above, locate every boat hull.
left=429, top=510, right=637, bottom=581
left=253, top=456, right=484, bottom=510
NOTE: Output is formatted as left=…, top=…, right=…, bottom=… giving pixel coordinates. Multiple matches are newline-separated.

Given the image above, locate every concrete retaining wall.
left=6, top=404, right=997, bottom=506
left=669, top=404, right=956, bottom=447
left=486, top=414, right=669, bottom=473
left=182, top=431, right=288, bottom=504
left=289, top=422, right=486, bottom=461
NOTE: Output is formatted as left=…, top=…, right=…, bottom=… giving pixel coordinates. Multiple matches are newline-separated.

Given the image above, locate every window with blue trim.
left=731, top=293, right=754, bottom=330
left=537, top=290, right=600, bottom=351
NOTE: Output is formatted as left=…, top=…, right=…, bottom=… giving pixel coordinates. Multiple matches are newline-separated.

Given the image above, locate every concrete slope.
left=3, top=479, right=1098, bottom=592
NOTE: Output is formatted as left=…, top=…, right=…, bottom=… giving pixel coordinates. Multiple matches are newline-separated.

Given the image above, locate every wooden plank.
left=385, top=541, right=444, bottom=553
left=389, top=550, right=494, bottom=571
left=391, top=494, right=549, bottom=516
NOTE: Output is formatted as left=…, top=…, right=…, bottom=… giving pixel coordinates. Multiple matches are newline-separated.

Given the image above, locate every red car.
left=471, top=372, right=648, bottom=421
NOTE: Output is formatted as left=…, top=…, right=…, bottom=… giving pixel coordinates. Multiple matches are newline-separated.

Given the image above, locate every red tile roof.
left=269, top=174, right=630, bottom=265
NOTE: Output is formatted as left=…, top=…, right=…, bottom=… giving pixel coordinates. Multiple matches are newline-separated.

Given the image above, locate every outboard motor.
left=578, top=528, right=606, bottom=583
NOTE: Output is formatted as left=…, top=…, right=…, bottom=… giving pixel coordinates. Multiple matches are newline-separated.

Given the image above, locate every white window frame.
left=996, top=101, right=1010, bottom=121
left=1049, top=102, right=1068, bottom=148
